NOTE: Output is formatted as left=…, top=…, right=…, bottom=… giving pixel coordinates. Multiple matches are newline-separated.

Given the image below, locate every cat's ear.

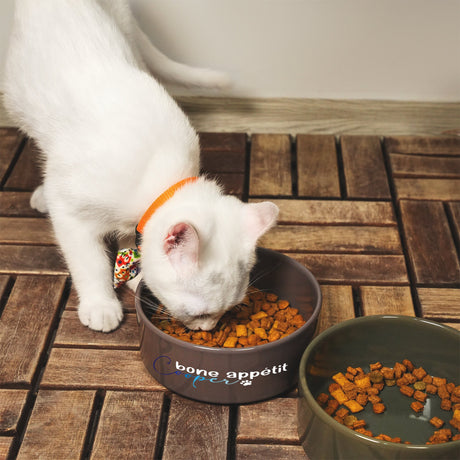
left=243, top=202, right=279, bottom=243
left=164, top=223, right=199, bottom=275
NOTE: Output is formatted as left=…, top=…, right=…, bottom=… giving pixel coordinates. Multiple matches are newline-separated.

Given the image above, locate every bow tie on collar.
left=113, top=177, right=198, bottom=289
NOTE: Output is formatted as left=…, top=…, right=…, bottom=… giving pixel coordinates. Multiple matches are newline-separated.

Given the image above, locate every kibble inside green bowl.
left=298, top=315, right=460, bottom=460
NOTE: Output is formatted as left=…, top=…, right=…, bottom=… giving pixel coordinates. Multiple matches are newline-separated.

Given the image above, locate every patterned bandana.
left=113, top=177, right=198, bottom=288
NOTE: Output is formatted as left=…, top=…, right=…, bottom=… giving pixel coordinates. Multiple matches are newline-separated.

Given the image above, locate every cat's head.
left=140, top=187, right=278, bottom=331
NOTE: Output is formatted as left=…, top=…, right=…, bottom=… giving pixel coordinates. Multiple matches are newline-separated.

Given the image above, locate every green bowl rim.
left=298, top=315, right=460, bottom=451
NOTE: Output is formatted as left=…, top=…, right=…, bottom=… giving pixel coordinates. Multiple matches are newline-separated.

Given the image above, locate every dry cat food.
left=316, top=359, right=460, bottom=444
left=150, top=288, right=305, bottom=348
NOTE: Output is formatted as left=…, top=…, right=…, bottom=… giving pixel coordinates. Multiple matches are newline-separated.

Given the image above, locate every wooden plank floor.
left=1, top=129, right=459, bottom=459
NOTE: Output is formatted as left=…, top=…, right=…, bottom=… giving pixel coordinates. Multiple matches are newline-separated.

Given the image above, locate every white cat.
left=3, top=0, right=278, bottom=332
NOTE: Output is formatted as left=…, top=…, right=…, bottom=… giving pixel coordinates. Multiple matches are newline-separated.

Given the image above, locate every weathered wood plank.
left=296, top=134, right=340, bottom=197
left=0, top=128, right=24, bottom=184
left=0, top=437, right=13, bottom=460
left=445, top=323, right=460, bottom=331
left=205, top=172, right=245, bottom=198
left=0, top=389, right=29, bottom=434
left=360, top=286, right=415, bottom=316
left=0, top=192, right=43, bottom=217
left=315, top=285, right=355, bottom=334
left=417, top=288, right=460, bottom=322
left=390, top=153, right=460, bottom=178
left=237, top=398, right=299, bottom=443
left=4, top=139, right=42, bottom=191
left=385, top=136, right=460, bottom=155
left=341, top=136, right=391, bottom=199
left=163, top=395, right=229, bottom=460
left=0, top=217, right=55, bottom=245
left=249, top=134, right=292, bottom=196
left=395, top=178, right=460, bottom=201
left=448, top=201, right=460, bottom=245
left=200, top=132, right=247, bottom=173
left=250, top=199, right=396, bottom=225
left=0, top=275, right=10, bottom=302
left=236, top=444, right=308, bottom=459
left=0, top=245, right=68, bottom=275
left=400, top=200, right=460, bottom=284
left=54, top=311, right=139, bottom=349
left=289, top=254, right=408, bottom=285
left=41, top=348, right=165, bottom=391
left=199, top=132, right=247, bottom=153
left=0, top=275, right=67, bottom=386
left=91, top=391, right=164, bottom=460
left=17, top=390, right=94, bottom=460
left=259, top=225, right=402, bottom=254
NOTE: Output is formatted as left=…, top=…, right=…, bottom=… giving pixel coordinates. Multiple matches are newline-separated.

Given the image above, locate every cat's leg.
left=131, top=22, right=230, bottom=89
left=51, top=209, right=123, bottom=332
left=30, top=185, right=49, bottom=214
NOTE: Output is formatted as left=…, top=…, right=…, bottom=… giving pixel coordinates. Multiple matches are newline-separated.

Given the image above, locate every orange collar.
left=136, top=177, right=198, bottom=237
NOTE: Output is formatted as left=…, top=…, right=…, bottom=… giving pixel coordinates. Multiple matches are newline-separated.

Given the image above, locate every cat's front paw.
left=78, top=299, right=123, bottom=332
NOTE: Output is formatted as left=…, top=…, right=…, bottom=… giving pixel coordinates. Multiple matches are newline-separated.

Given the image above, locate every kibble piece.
left=343, top=399, right=364, bottom=413
left=373, top=403, right=386, bottom=414
left=380, top=367, right=395, bottom=380
left=369, top=370, right=384, bottom=384
left=426, top=384, right=438, bottom=395
left=315, top=393, right=329, bottom=406
left=335, top=407, right=349, bottom=419
left=410, top=401, right=424, bottom=413
left=433, top=377, right=447, bottom=387
left=355, top=375, right=372, bottom=390
left=385, top=379, right=396, bottom=387
left=413, top=381, right=426, bottom=391
left=393, top=362, right=406, bottom=379
left=429, top=417, right=445, bottom=429
left=438, top=384, right=450, bottom=400
left=223, top=336, right=238, bottom=348
left=329, top=384, right=349, bottom=405
left=413, top=390, right=427, bottom=403
left=343, top=415, right=358, bottom=427
left=347, top=366, right=358, bottom=376
left=440, top=399, right=452, bottom=411
left=375, top=434, right=392, bottom=442
left=352, top=419, right=367, bottom=430
left=370, top=362, right=382, bottom=371
left=399, top=385, right=415, bottom=398
left=356, top=393, right=368, bottom=407
left=412, top=367, right=427, bottom=381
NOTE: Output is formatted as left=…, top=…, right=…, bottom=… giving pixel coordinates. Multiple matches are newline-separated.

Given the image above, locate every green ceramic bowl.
left=298, top=315, right=460, bottom=460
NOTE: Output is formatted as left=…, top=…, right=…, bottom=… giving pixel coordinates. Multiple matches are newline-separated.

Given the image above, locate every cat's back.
left=3, top=0, right=141, bottom=137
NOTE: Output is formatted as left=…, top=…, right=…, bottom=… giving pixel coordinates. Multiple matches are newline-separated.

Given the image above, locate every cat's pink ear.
left=164, top=223, right=199, bottom=275
left=244, top=202, right=279, bottom=243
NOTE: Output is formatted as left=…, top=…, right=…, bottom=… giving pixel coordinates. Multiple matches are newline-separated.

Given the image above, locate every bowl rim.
left=135, top=247, right=322, bottom=354
left=298, top=315, right=460, bottom=451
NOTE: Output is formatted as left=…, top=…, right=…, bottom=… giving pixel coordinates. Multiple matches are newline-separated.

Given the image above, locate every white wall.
left=1, top=0, right=459, bottom=101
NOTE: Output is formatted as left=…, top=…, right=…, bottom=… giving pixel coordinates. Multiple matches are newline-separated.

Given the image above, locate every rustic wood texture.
left=385, top=136, right=460, bottom=155
left=17, top=390, right=95, bottom=460
left=400, top=200, right=460, bottom=285
left=0, top=192, right=42, bottom=217
left=0, top=217, right=55, bottom=245
left=0, top=245, right=68, bottom=275
left=3, top=139, right=42, bottom=191
left=390, top=153, right=460, bottom=178
left=359, top=286, right=415, bottom=316
left=417, top=288, right=460, bottom=322
left=260, top=225, right=402, bottom=254
left=249, top=134, right=292, bottom=196
left=54, top=311, right=139, bottom=349
left=0, top=275, right=67, bottom=386
left=237, top=398, right=299, bottom=443
left=0, top=437, right=13, bottom=460
left=163, top=395, right=229, bottom=460
left=341, top=136, right=391, bottom=199
left=41, top=348, right=165, bottom=391
left=290, top=254, right=408, bottom=285
left=250, top=199, right=396, bottom=225
left=237, top=444, right=308, bottom=459
left=1, top=131, right=459, bottom=459
left=91, top=391, right=164, bottom=460
left=0, top=128, right=23, bottom=185
left=315, top=285, right=355, bottom=334
left=296, top=134, right=340, bottom=197
left=0, top=389, right=29, bottom=434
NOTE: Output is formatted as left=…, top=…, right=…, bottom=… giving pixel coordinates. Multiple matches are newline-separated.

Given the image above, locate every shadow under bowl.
left=135, top=247, right=322, bottom=404
left=298, top=315, right=460, bottom=460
